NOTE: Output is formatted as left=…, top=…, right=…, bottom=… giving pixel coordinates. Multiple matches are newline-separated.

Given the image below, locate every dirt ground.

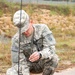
left=0, top=64, right=75, bottom=75
left=54, top=67, right=75, bottom=75
left=0, top=67, right=75, bottom=75
left=31, top=67, right=75, bottom=75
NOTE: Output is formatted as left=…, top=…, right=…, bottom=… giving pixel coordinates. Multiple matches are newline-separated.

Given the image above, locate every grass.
left=0, top=1, right=75, bottom=16
left=0, top=10, right=3, bottom=17
left=25, top=4, right=75, bottom=16
left=55, top=36, right=75, bottom=70
left=56, top=37, right=75, bottom=48
left=0, top=42, right=11, bottom=65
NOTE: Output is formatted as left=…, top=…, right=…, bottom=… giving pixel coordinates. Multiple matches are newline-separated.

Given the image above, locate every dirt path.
left=31, top=67, right=75, bottom=75
left=54, top=67, right=75, bottom=75
left=0, top=67, right=75, bottom=75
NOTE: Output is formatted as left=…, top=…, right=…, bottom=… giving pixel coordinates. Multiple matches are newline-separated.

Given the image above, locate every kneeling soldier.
left=6, top=10, right=59, bottom=75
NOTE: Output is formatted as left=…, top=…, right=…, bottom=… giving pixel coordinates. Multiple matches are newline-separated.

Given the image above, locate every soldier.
left=6, top=10, right=59, bottom=75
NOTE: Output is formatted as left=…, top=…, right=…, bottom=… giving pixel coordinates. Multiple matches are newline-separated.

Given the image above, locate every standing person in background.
left=6, top=10, right=59, bottom=75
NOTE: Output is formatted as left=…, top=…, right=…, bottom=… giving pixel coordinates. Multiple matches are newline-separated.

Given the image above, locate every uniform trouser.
left=6, top=56, right=58, bottom=75
left=29, top=56, right=58, bottom=75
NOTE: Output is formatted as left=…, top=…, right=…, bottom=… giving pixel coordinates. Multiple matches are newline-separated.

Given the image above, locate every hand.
left=29, top=52, right=40, bottom=62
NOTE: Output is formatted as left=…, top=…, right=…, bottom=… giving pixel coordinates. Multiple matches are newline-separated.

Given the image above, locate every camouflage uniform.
left=6, top=24, right=59, bottom=75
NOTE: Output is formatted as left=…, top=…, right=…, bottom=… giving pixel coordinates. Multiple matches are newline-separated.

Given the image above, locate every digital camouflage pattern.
left=6, top=24, right=59, bottom=75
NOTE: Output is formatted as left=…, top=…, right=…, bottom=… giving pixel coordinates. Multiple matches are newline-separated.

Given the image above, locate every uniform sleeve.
left=11, top=37, right=30, bottom=75
left=11, top=37, right=19, bottom=63
left=39, top=24, right=56, bottom=59
left=11, top=37, right=26, bottom=65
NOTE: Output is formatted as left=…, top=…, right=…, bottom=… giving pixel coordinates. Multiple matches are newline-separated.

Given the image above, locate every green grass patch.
left=0, top=1, right=75, bottom=16
left=56, top=37, right=75, bottom=48
left=50, top=10, right=58, bottom=15
left=0, top=10, right=3, bottom=16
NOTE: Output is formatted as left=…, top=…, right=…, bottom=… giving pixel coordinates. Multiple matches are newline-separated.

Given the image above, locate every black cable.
left=18, top=0, right=22, bottom=75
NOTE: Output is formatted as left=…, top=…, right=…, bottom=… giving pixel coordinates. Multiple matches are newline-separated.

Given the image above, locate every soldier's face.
left=23, top=23, right=33, bottom=37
